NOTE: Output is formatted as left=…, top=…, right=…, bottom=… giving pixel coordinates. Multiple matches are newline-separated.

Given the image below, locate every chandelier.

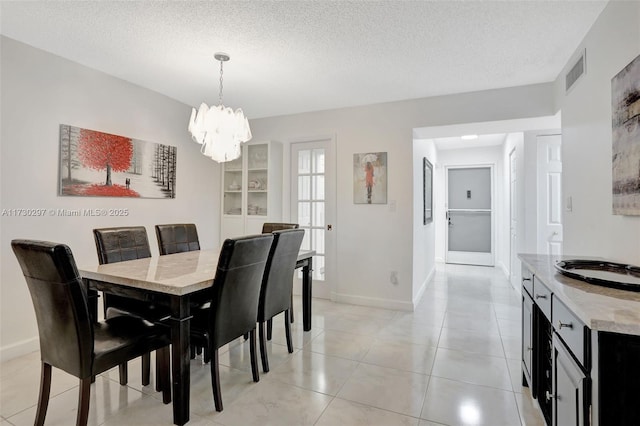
left=188, top=52, right=252, bottom=162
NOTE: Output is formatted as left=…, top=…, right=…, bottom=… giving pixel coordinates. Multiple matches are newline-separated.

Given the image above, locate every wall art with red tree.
left=59, top=125, right=176, bottom=198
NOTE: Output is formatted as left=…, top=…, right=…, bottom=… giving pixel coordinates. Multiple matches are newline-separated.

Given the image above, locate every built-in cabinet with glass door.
left=221, top=141, right=282, bottom=241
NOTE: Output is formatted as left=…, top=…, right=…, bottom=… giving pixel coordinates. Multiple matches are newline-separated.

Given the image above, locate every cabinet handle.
left=535, top=294, right=547, bottom=300
left=558, top=321, right=574, bottom=329
left=545, top=391, right=555, bottom=401
left=522, top=277, right=532, bottom=282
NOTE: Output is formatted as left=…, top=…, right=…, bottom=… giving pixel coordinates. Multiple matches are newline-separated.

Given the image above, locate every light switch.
left=467, top=190, right=471, bottom=199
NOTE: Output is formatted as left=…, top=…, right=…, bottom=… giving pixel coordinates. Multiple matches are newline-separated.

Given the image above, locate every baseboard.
left=412, top=266, right=435, bottom=309
left=0, top=336, right=39, bottom=363
left=331, top=292, right=413, bottom=312
left=497, top=261, right=510, bottom=279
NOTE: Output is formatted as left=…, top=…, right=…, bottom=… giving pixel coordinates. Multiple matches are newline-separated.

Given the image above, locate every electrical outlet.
left=390, top=271, right=398, bottom=285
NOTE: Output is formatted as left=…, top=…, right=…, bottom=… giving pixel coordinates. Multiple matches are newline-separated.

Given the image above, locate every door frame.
left=288, top=134, right=337, bottom=300
left=509, top=147, right=519, bottom=289
left=444, top=163, right=496, bottom=266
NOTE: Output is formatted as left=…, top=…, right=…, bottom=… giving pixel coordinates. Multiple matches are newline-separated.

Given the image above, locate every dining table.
left=79, top=248, right=315, bottom=426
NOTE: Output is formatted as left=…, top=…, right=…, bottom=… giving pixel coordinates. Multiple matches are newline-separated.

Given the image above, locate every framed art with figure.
left=423, top=157, right=433, bottom=224
left=353, top=152, right=387, bottom=204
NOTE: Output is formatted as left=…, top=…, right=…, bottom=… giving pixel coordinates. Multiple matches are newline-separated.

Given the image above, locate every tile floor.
left=0, top=263, right=546, bottom=425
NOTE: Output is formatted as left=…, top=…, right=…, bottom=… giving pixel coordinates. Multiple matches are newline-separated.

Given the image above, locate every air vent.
left=566, top=49, right=586, bottom=93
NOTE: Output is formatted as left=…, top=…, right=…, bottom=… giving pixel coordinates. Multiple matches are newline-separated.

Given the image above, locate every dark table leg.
left=301, top=257, right=313, bottom=331
left=169, top=296, right=191, bottom=426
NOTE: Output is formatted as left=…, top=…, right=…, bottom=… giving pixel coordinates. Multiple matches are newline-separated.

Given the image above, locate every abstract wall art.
left=59, top=125, right=176, bottom=198
left=612, top=53, right=640, bottom=215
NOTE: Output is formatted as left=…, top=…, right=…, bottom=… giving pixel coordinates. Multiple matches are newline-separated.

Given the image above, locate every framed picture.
left=59, top=124, right=177, bottom=198
left=353, top=152, right=387, bottom=204
left=423, top=157, right=433, bottom=224
left=612, top=53, right=640, bottom=215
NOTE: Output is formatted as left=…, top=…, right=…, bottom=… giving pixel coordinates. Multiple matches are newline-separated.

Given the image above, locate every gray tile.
left=337, top=363, right=429, bottom=418
left=421, top=376, right=521, bottom=425
left=316, top=397, right=420, bottom=426
left=431, top=348, right=512, bottom=391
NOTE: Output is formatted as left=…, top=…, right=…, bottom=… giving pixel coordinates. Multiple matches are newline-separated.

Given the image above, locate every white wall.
left=412, top=139, right=437, bottom=304
left=0, top=37, right=220, bottom=360
left=250, top=84, right=556, bottom=311
left=554, top=1, right=640, bottom=264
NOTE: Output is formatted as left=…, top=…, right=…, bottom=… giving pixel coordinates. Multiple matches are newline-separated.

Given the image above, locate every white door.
left=445, top=165, right=494, bottom=266
left=536, top=135, right=563, bottom=255
left=509, top=148, right=520, bottom=289
left=290, top=137, right=336, bottom=299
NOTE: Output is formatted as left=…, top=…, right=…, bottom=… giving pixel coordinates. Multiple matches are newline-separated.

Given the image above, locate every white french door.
left=445, top=165, right=495, bottom=266
left=290, top=137, right=336, bottom=299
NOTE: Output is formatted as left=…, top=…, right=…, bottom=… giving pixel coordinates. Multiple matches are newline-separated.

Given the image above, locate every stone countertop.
left=519, top=253, right=640, bottom=336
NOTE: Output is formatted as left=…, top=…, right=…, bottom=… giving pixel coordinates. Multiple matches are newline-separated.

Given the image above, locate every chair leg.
left=266, top=318, right=273, bottom=340
left=290, top=293, right=294, bottom=323
left=284, top=310, right=294, bottom=353
left=76, top=378, right=91, bottom=426
left=258, top=321, right=269, bottom=373
left=35, top=362, right=52, bottom=426
left=118, top=362, right=128, bottom=386
left=210, top=348, right=223, bottom=412
left=190, top=345, right=196, bottom=359
left=142, top=353, right=151, bottom=386
left=249, top=328, right=260, bottom=383
left=158, top=347, right=171, bottom=404
left=203, top=345, right=211, bottom=364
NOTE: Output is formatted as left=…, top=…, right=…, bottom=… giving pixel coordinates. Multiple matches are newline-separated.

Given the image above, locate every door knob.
left=327, top=224, right=332, bottom=231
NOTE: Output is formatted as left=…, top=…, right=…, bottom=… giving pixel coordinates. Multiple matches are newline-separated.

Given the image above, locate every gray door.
left=446, top=166, right=494, bottom=266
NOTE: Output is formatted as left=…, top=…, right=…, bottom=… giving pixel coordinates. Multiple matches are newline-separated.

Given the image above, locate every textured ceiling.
left=0, top=1, right=607, bottom=119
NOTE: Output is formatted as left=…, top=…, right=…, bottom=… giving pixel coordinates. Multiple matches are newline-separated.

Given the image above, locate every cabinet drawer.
left=522, top=266, right=533, bottom=297
left=533, top=276, right=552, bottom=322
left=553, top=297, right=589, bottom=371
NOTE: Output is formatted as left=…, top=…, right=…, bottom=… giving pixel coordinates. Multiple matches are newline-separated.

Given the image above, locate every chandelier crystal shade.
left=188, top=53, right=251, bottom=163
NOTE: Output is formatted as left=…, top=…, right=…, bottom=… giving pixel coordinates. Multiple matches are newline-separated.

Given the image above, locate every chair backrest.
left=258, top=229, right=305, bottom=321
left=155, top=223, right=200, bottom=255
left=261, top=223, right=299, bottom=234
left=209, top=234, right=273, bottom=348
left=11, top=240, right=93, bottom=378
left=93, top=226, right=151, bottom=265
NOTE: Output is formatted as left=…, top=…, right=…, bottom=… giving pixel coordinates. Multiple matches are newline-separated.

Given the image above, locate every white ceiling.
left=433, top=133, right=507, bottom=151
left=0, top=1, right=607, bottom=119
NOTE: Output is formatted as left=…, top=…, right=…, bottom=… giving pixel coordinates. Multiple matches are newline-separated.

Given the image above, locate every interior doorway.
left=445, top=165, right=495, bottom=266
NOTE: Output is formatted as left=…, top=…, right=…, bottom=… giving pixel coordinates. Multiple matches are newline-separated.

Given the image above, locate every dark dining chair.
left=155, top=223, right=206, bottom=359
left=11, top=240, right=171, bottom=426
left=261, top=222, right=299, bottom=337
left=155, top=223, right=200, bottom=255
left=190, top=233, right=273, bottom=412
left=93, top=226, right=170, bottom=388
left=258, top=229, right=305, bottom=372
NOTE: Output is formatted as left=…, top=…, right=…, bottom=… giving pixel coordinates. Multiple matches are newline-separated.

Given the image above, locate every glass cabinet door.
left=223, top=156, right=243, bottom=215
left=247, top=144, right=268, bottom=217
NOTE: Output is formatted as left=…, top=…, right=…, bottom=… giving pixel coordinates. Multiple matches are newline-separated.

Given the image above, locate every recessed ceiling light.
left=461, top=134, right=478, bottom=140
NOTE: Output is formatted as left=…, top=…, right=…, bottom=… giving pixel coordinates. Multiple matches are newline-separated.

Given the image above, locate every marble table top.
left=519, top=253, right=640, bottom=336
left=79, top=249, right=315, bottom=297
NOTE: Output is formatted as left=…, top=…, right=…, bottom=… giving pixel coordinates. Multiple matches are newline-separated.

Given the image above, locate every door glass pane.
left=312, top=176, right=325, bottom=200
left=448, top=211, right=491, bottom=253
left=301, top=230, right=310, bottom=251
left=312, top=228, right=325, bottom=255
left=298, top=202, right=311, bottom=227
left=312, top=202, right=325, bottom=227
left=448, top=168, right=491, bottom=210
left=298, top=176, right=310, bottom=200
left=313, top=256, right=325, bottom=280
left=312, top=149, right=325, bottom=173
left=298, top=150, right=310, bottom=174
